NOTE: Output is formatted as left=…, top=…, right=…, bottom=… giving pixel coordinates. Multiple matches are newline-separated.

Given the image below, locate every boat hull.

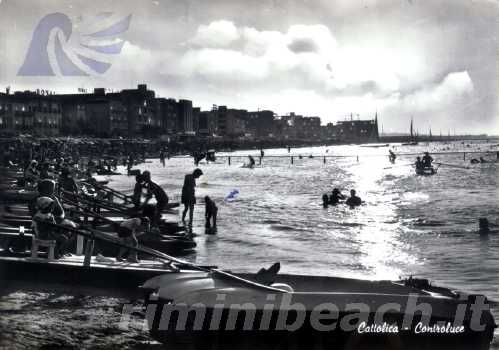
left=143, top=272, right=496, bottom=350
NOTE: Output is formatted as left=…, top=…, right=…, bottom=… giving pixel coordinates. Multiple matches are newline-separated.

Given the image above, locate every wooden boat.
left=415, top=167, right=436, bottom=176
left=0, top=216, right=196, bottom=256
left=142, top=268, right=497, bottom=350
left=0, top=188, right=38, bottom=202
left=0, top=251, right=204, bottom=297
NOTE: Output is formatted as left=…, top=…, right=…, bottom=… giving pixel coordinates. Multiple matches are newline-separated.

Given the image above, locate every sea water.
left=1, top=141, right=498, bottom=348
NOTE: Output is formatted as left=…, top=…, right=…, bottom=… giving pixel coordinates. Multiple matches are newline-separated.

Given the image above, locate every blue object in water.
left=225, top=189, right=239, bottom=201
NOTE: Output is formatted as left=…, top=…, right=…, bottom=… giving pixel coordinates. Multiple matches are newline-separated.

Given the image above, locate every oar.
left=383, top=163, right=413, bottom=170
left=82, top=181, right=130, bottom=202
left=36, top=220, right=288, bottom=292
left=434, top=162, right=470, bottom=170
left=35, top=218, right=207, bottom=271
left=60, top=189, right=132, bottom=214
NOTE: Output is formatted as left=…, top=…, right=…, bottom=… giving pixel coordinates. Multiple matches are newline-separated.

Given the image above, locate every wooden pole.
left=291, top=156, right=294, bottom=165
left=228, top=156, right=231, bottom=165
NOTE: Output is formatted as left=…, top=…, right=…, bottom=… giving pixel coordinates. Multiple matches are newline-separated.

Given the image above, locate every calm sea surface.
left=1, top=141, right=498, bottom=349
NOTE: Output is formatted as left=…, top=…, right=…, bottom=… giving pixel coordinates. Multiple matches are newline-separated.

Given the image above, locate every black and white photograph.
left=0, top=0, right=498, bottom=349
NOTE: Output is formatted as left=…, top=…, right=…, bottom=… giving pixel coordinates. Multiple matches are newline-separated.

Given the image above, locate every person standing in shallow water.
left=181, top=168, right=203, bottom=227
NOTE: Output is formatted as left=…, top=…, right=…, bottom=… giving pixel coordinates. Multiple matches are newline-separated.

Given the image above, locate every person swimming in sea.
left=478, top=218, right=497, bottom=235
left=322, top=194, right=329, bottom=208
left=329, top=188, right=346, bottom=205
left=345, top=189, right=362, bottom=208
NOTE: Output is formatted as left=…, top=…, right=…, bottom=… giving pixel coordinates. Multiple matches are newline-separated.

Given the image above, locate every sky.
left=0, top=0, right=497, bottom=134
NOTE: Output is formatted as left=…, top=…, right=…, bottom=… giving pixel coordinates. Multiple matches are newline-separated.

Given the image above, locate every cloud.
left=287, top=38, right=319, bottom=54
left=380, top=71, right=476, bottom=132
left=190, top=20, right=240, bottom=48
left=399, top=71, right=474, bottom=110
left=172, top=21, right=412, bottom=96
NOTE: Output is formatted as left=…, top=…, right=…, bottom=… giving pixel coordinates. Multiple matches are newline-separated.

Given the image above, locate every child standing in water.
left=204, top=196, right=218, bottom=231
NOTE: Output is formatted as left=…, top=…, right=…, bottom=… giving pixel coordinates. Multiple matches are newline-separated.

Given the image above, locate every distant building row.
left=0, top=84, right=379, bottom=142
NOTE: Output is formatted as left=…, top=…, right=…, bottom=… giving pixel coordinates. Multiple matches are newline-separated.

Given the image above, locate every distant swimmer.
left=479, top=218, right=490, bottom=234
left=329, top=188, right=346, bottom=205
left=422, top=152, right=434, bottom=168
left=470, top=158, right=480, bottom=164
left=478, top=218, right=497, bottom=235
left=322, top=194, right=329, bottom=208
left=388, top=150, right=397, bottom=163
left=345, top=189, right=362, bottom=208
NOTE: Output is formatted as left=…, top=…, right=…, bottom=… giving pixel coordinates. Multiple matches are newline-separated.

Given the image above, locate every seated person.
left=345, top=189, right=362, bottom=208
left=414, top=157, right=423, bottom=170
left=58, top=167, right=79, bottom=194
left=31, top=197, right=72, bottom=258
left=422, top=152, right=433, bottom=168
left=24, top=160, right=39, bottom=183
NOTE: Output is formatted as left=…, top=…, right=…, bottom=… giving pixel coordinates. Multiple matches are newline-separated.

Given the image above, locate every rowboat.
left=141, top=268, right=497, bottom=350
left=415, top=167, right=436, bottom=176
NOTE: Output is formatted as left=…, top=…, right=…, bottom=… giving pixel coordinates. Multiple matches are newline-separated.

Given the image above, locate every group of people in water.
left=322, top=188, right=363, bottom=209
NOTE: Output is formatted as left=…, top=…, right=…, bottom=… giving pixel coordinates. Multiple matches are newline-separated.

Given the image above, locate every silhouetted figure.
left=414, top=157, right=423, bottom=171
left=389, top=150, right=396, bottom=163
left=422, top=152, right=433, bottom=168
left=248, top=155, right=256, bottom=168
left=204, top=196, right=218, bottom=231
left=142, top=171, right=169, bottom=227
left=322, top=194, right=329, bottom=208
left=345, top=189, right=362, bottom=208
left=131, top=172, right=144, bottom=208
left=181, top=168, right=203, bottom=227
left=479, top=218, right=490, bottom=235
left=117, top=217, right=150, bottom=263
left=329, top=188, right=346, bottom=205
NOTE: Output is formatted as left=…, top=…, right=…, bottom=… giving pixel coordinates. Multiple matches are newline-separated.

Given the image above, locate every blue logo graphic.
left=225, top=189, right=240, bottom=202
left=18, top=12, right=132, bottom=76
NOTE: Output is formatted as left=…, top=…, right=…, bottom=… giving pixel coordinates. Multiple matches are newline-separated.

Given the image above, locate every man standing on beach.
left=181, top=168, right=203, bottom=227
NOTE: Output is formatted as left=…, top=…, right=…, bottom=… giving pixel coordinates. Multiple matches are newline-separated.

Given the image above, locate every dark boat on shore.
left=141, top=268, right=497, bottom=350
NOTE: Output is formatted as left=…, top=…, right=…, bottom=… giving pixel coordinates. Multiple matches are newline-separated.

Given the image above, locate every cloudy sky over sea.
left=0, top=0, right=497, bottom=133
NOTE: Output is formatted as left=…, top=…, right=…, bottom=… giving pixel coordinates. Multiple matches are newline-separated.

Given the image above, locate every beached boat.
left=142, top=268, right=496, bottom=350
